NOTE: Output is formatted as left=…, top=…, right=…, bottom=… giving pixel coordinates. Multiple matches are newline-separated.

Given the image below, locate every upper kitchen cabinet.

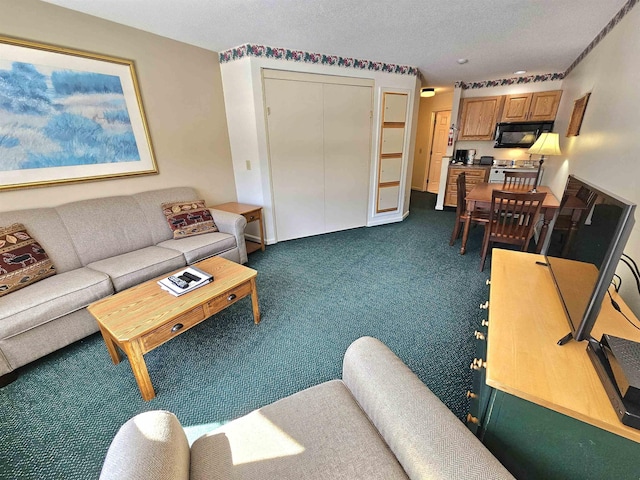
left=501, top=90, right=562, bottom=122
left=458, top=95, right=504, bottom=141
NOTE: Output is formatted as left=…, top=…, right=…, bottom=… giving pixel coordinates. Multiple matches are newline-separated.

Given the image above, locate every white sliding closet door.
left=265, top=78, right=325, bottom=241
left=324, top=83, right=372, bottom=232
left=265, top=72, right=372, bottom=242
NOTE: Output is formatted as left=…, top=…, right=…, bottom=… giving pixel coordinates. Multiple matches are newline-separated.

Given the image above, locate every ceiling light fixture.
left=457, top=58, right=469, bottom=65
left=420, top=87, right=435, bottom=98
left=514, top=70, right=527, bottom=75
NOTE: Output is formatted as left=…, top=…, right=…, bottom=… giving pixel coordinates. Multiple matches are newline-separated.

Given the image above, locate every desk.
left=473, top=249, right=640, bottom=478
left=460, top=183, right=560, bottom=255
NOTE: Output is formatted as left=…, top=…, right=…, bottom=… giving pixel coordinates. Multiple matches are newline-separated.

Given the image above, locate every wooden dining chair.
left=480, top=190, right=546, bottom=271
left=554, top=185, right=598, bottom=256
left=503, top=171, right=538, bottom=190
left=449, top=172, right=490, bottom=246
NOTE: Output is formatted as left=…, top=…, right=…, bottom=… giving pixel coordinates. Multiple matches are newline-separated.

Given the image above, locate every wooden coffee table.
left=88, top=256, right=259, bottom=401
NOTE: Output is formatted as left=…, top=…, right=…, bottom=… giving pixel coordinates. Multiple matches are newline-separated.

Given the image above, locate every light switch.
left=246, top=160, right=251, bottom=170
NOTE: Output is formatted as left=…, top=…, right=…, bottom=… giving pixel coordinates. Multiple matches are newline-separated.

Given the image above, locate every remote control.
left=168, top=275, right=189, bottom=289
left=181, top=271, right=201, bottom=282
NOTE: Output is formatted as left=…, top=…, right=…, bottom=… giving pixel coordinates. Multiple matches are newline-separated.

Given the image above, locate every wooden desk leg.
left=536, top=209, right=555, bottom=254
left=250, top=277, right=261, bottom=324
left=460, top=209, right=472, bottom=255
left=122, top=340, right=155, bottom=401
left=98, top=325, right=121, bottom=365
left=258, top=211, right=265, bottom=252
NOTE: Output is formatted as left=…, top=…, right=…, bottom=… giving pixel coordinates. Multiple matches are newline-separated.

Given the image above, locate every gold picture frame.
left=0, top=36, right=157, bottom=191
left=566, top=92, right=591, bottom=137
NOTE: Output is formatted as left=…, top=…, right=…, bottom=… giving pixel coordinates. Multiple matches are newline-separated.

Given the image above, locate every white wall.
left=0, top=0, right=236, bottom=210
left=545, top=4, right=640, bottom=316
left=221, top=56, right=419, bottom=243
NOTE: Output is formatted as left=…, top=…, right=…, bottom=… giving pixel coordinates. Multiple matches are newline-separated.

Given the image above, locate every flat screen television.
left=545, top=175, right=636, bottom=344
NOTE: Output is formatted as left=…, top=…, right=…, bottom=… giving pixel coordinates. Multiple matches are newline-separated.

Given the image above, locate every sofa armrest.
left=100, top=410, right=190, bottom=480
left=209, top=209, right=248, bottom=264
left=342, top=337, right=515, bottom=480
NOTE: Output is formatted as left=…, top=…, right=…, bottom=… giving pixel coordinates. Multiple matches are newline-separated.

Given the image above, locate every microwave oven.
left=494, top=121, right=554, bottom=148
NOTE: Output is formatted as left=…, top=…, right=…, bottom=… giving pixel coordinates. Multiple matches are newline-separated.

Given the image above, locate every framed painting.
left=566, top=92, right=591, bottom=137
left=0, top=36, right=157, bottom=191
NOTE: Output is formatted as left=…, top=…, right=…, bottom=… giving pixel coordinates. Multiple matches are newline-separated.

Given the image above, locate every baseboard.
left=368, top=214, right=405, bottom=227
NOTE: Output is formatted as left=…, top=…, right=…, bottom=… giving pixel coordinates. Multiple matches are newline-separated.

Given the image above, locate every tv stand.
left=557, top=331, right=573, bottom=345
left=468, top=249, right=640, bottom=479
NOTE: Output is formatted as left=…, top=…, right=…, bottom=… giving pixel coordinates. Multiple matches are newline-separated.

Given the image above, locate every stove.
left=488, top=164, right=541, bottom=183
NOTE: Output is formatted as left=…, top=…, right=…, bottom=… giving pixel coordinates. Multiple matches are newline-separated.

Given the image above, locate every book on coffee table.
left=157, top=266, right=213, bottom=296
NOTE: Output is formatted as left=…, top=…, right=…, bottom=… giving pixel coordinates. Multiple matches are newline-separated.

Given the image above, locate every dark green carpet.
left=0, top=191, right=492, bottom=479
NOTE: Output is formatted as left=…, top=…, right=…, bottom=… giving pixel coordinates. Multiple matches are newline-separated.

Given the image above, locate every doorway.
left=426, top=110, right=451, bottom=194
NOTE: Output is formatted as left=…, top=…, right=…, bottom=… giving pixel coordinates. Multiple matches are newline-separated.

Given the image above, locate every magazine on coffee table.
left=157, top=266, right=213, bottom=296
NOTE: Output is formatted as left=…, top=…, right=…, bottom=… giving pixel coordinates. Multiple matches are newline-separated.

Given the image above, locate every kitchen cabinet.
left=444, top=165, right=489, bottom=207
left=457, top=95, right=504, bottom=141
left=466, top=249, right=640, bottom=480
left=500, top=90, right=562, bottom=122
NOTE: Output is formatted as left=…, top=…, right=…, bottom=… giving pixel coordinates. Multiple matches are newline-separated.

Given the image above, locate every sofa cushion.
left=100, top=410, right=190, bottom=480
left=0, top=224, right=56, bottom=297
left=161, top=200, right=218, bottom=239
left=158, top=232, right=237, bottom=265
left=190, top=379, right=408, bottom=480
left=0, top=208, right=82, bottom=273
left=0, top=267, right=112, bottom=339
left=56, top=196, right=154, bottom=265
left=87, top=246, right=186, bottom=292
left=133, top=187, right=200, bottom=244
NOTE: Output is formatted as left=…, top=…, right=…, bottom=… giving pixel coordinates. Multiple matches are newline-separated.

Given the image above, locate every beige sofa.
left=0, top=187, right=246, bottom=382
left=100, top=337, right=514, bottom=480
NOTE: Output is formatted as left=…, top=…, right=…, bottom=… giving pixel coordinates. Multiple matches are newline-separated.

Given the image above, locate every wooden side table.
left=212, top=202, right=265, bottom=254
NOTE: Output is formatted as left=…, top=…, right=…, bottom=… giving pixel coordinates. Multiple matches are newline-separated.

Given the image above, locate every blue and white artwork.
left=0, top=61, right=141, bottom=172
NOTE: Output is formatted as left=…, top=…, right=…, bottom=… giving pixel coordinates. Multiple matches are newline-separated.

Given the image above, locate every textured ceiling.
left=41, top=0, right=630, bottom=87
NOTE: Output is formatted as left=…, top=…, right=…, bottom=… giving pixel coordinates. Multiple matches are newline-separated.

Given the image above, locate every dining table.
left=460, top=182, right=561, bottom=255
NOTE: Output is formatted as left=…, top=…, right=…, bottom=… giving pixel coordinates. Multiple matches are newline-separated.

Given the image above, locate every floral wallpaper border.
left=455, top=73, right=565, bottom=90
left=219, top=44, right=419, bottom=76
left=458, top=0, right=638, bottom=90
left=564, top=0, right=638, bottom=76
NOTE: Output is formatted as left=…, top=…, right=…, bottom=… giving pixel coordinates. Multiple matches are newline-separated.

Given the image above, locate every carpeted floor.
left=0, top=191, right=492, bottom=479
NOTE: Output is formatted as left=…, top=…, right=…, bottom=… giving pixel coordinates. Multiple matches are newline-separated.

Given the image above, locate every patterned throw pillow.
left=0, top=223, right=56, bottom=297
left=161, top=200, right=218, bottom=239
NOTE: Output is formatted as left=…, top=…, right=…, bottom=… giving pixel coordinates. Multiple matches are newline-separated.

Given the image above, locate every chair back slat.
left=503, top=171, right=538, bottom=190
left=488, top=190, right=546, bottom=244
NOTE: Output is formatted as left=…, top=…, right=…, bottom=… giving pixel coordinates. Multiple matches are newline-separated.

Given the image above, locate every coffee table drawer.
left=207, top=281, right=252, bottom=314
left=141, top=305, right=206, bottom=351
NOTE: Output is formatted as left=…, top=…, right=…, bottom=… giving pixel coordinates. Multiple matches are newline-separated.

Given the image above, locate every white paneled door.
left=265, top=75, right=372, bottom=242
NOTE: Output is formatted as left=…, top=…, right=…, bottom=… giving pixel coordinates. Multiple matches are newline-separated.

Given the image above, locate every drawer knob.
left=248, top=215, right=255, bottom=220
left=481, top=319, right=489, bottom=327
left=171, top=323, right=184, bottom=333
left=480, top=301, right=489, bottom=310
left=470, top=358, right=487, bottom=370
left=466, top=413, right=480, bottom=425
left=466, top=390, right=478, bottom=399
left=227, top=293, right=237, bottom=302
left=474, top=330, right=485, bottom=340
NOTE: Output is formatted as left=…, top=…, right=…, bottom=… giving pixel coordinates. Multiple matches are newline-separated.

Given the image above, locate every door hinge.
left=267, top=106, right=271, bottom=116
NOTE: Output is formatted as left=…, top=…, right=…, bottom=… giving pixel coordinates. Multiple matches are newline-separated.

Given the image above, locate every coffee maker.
left=454, top=149, right=468, bottom=163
